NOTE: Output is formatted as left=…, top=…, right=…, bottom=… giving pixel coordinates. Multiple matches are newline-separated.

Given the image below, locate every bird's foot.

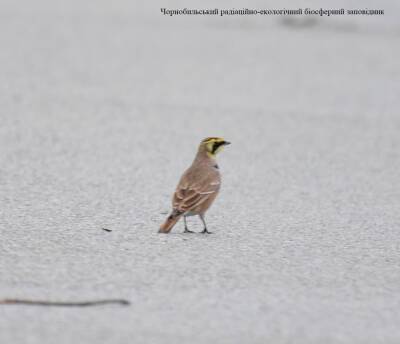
left=183, top=228, right=195, bottom=233
left=201, top=228, right=213, bottom=234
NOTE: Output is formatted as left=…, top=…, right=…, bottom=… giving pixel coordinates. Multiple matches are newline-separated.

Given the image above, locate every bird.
left=159, top=137, right=231, bottom=234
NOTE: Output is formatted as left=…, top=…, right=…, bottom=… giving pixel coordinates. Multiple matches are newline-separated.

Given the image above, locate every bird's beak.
left=223, top=141, right=231, bottom=145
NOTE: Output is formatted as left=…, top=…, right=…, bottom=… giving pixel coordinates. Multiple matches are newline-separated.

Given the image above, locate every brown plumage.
left=159, top=137, right=230, bottom=234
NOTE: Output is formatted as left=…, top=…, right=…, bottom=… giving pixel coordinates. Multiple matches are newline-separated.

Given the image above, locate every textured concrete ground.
left=1, top=1, right=400, bottom=343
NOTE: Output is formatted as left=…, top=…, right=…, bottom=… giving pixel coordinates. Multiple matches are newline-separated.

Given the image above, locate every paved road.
left=1, top=1, right=400, bottom=343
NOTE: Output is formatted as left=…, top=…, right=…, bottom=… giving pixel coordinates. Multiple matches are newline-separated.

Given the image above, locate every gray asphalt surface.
left=1, top=1, right=400, bottom=343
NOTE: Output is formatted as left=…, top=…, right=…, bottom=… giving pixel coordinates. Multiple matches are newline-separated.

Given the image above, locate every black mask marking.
left=212, top=141, right=225, bottom=154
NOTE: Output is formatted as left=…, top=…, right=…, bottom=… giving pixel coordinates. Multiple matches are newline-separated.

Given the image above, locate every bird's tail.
left=159, top=211, right=183, bottom=233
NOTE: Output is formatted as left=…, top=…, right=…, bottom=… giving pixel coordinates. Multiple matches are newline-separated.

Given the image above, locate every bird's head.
left=200, top=137, right=231, bottom=158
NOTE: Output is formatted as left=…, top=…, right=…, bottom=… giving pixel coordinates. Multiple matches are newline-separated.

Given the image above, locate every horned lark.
left=159, top=137, right=231, bottom=234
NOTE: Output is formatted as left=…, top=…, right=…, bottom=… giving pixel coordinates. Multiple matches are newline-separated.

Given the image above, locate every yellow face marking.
left=201, top=137, right=228, bottom=157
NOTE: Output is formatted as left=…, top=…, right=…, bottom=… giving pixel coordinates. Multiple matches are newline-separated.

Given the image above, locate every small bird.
left=159, top=137, right=231, bottom=234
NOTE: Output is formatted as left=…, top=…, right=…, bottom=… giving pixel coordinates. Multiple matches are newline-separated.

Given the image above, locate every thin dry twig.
left=0, top=299, right=130, bottom=307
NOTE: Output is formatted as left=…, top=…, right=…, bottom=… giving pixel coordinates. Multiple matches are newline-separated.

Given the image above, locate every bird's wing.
left=172, top=169, right=220, bottom=213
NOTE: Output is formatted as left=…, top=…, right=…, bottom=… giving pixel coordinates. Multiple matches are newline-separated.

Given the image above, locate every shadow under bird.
left=159, top=137, right=231, bottom=234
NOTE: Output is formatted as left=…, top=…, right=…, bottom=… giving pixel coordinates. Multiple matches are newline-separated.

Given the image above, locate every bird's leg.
left=199, top=214, right=212, bottom=234
left=183, top=216, right=194, bottom=233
